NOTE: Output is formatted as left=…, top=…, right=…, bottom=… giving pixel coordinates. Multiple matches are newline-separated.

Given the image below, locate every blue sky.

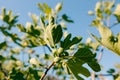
left=0, top=0, right=120, bottom=79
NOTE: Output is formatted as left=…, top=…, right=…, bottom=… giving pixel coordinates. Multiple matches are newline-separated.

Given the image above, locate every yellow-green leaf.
left=94, top=25, right=120, bottom=56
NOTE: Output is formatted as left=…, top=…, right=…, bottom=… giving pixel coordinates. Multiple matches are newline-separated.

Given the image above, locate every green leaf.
left=59, top=52, right=69, bottom=57
left=98, top=25, right=112, bottom=40
left=90, top=19, right=101, bottom=27
left=17, top=24, right=26, bottom=32
left=115, top=76, right=120, bottom=80
left=0, top=8, right=18, bottom=29
left=100, top=26, right=120, bottom=56
left=61, top=34, right=82, bottom=50
left=66, top=58, right=90, bottom=80
left=64, top=34, right=72, bottom=43
left=61, top=34, right=71, bottom=50
left=86, top=37, right=100, bottom=50
left=71, top=36, right=82, bottom=44
left=1, top=8, right=6, bottom=17
left=28, top=38, right=41, bottom=47
left=95, top=2, right=102, bottom=12
left=0, top=55, right=6, bottom=61
left=74, top=48, right=96, bottom=60
left=32, top=27, right=41, bottom=36
left=29, top=67, right=40, bottom=80
left=10, top=55, right=17, bottom=61
left=0, top=41, right=7, bottom=49
left=93, top=25, right=120, bottom=56
left=62, top=14, right=74, bottom=23
left=74, top=48, right=97, bottom=63
left=107, top=68, right=115, bottom=74
left=3, top=15, right=9, bottom=23
left=90, top=42, right=100, bottom=50
left=88, top=61, right=101, bottom=72
left=38, top=3, right=52, bottom=15
left=9, top=15, right=18, bottom=26
left=44, top=24, right=54, bottom=47
left=55, top=2, right=63, bottom=13
left=40, top=15, right=45, bottom=28
left=74, top=48, right=101, bottom=72
left=38, top=3, right=44, bottom=12
left=103, top=1, right=114, bottom=15
left=52, top=25, right=63, bottom=44
left=10, top=68, right=25, bottom=80
left=43, top=3, right=52, bottom=14
left=49, top=16, right=55, bottom=25
left=26, top=23, right=40, bottom=37
left=30, top=13, right=38, bottom=26
left=114, top=4, right=120, bottom=22
left=95, top=2, right=103, bottom=20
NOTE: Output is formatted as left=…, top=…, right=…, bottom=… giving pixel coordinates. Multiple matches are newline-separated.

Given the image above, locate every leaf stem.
left=40, top=61, right=56, bottom=80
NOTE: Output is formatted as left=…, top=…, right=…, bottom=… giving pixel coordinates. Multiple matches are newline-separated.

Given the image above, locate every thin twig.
left=45, top=45, right=52, bottom=52
left=40, top=61, right=56, bottom=80
left=91, top=72, right=95, bottom=80
left=109, top=22, right=119, bottom=29
left=107, top=17, right=110, bottom=28
left=96, top=73, right=113, bottom=77
left=97, top=46, right=104, bottom=62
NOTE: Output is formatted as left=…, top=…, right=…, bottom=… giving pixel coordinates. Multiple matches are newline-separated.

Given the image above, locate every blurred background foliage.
left=0, top=0, right=120, bottom=80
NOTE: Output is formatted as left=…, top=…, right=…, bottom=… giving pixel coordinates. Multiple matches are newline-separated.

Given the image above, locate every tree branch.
left=40, top=61, right=56, bottom=80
